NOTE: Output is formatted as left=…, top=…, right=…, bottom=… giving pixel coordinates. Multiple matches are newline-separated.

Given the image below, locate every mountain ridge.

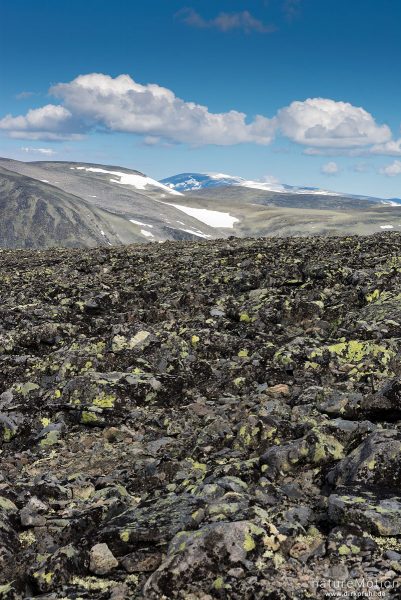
left=0, top=165, right=148, bottom=248
left=161, top=171, right=396, bottom=203
left=1, top=157, right=401, bottom=248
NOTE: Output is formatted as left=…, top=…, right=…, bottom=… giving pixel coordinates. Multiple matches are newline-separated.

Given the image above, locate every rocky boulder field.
left=1, top=234, right=401, bottom=599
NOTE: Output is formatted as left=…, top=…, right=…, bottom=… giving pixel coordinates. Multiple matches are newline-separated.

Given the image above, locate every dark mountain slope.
left=0, top=166, right=149, bottom=248
left=0, top=158, right=229, bottom=242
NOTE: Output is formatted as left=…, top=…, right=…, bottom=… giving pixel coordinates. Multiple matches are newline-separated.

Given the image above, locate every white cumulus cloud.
left=0, top=74, right=398, bottom=157
left=380, top=160, right=401, bottom=177
left=321, top=161, right=340, bottom=175
left=0, top=104, right=69, bottom=131
left=0, top=104, right=83, bottom=140
left=49, top=73, right=276, bottom=146
left=370, top=138, right=401, bottom=156
left=276, top=98, right=391, bottom=148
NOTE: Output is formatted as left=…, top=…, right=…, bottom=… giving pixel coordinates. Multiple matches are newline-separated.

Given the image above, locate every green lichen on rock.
left=1, top=234, right=401, bottom=598
left=0, top=584, right=13, bottom=598
left=327, top=340, right=393, bottom=365
left=309, top=339, right=395, bottom=380
left=92, top=393, right=116, bottom=408
left=80, top=411, right=98, bottom=425
left=0, top=497, right=17, bottom=512
left=243, top=532, right=256, bottom=552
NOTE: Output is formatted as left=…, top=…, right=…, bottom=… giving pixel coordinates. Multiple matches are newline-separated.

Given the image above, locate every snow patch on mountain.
left=130, top=219, right=154, bottom=228
left=179, top=228, right=212, bottom=239
left=73, top=167, right=183, bottom=195
left=240, top=179, right=285, bottom=193
left=167, top=204, right=239, bottom=228
left=141, top=229, right=155, bottom=238
left=383, top=199, right=401, bottom=206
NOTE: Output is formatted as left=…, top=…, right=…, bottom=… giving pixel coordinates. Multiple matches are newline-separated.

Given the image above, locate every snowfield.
left=179, top=228, right=212, bottom=239
left=167, top=204, right=239, bottom=229
left=73, top=167, right=183, bottom=196
left=130, top=219, right=154, bottom=228
left=141, top=229, right=154, bottom=238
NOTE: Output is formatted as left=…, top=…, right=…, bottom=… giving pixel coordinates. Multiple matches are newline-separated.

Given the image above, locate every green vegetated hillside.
left=1, top=234, right=401, bottom=598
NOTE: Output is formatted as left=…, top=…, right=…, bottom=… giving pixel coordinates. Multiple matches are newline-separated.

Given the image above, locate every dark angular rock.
left=329, top=491, right=401, bottom=536
left=327, top=430, right=401, bottom=490
left=1, top=234, right=401, bottom=598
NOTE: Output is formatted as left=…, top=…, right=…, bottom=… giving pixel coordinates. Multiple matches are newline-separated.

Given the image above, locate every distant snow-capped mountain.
left=161, top=172, right=244, bottom=191
left=161, top=171, right=401, bottom=206
left=161, top=172, right=342, bottom=196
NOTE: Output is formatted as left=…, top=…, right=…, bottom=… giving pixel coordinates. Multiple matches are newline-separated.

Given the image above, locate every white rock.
left=89, top=543, right=118, bottom=575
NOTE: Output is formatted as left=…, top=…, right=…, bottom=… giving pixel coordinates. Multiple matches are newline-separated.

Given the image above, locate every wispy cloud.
left=352, top=162, right=372, bottom=173
left=176, top=8, right=275, bottom=34
left=15, top=91, right=36, bottom=100
left=283, top=0, right=302, bottom=20
left=261, top=174, right=280, bottom=184
left=21, top=146, right=56, bottom=156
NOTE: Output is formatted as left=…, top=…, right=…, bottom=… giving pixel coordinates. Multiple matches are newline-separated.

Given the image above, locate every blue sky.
left=0, top=0, right=400, bottom=197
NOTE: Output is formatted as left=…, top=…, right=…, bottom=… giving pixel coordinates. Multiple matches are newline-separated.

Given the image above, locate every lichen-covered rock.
left=100, top=494, right=205, bottom=553
left=260, top=428, right=344, bottom=477
left=143, top=521, right=267, bottom=598
left=317, top=390, right=364, bottom=418
left=28, top=544, right=82, bottom=593
left=329, top=492, right=401, bottom=536
left=359, top=377, right=401, bottom=420
left=1, top=234, right=401, bottom=597
left=0, top=497, right=19, bottom=584
left=327, top=430, right=401, bottom=489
